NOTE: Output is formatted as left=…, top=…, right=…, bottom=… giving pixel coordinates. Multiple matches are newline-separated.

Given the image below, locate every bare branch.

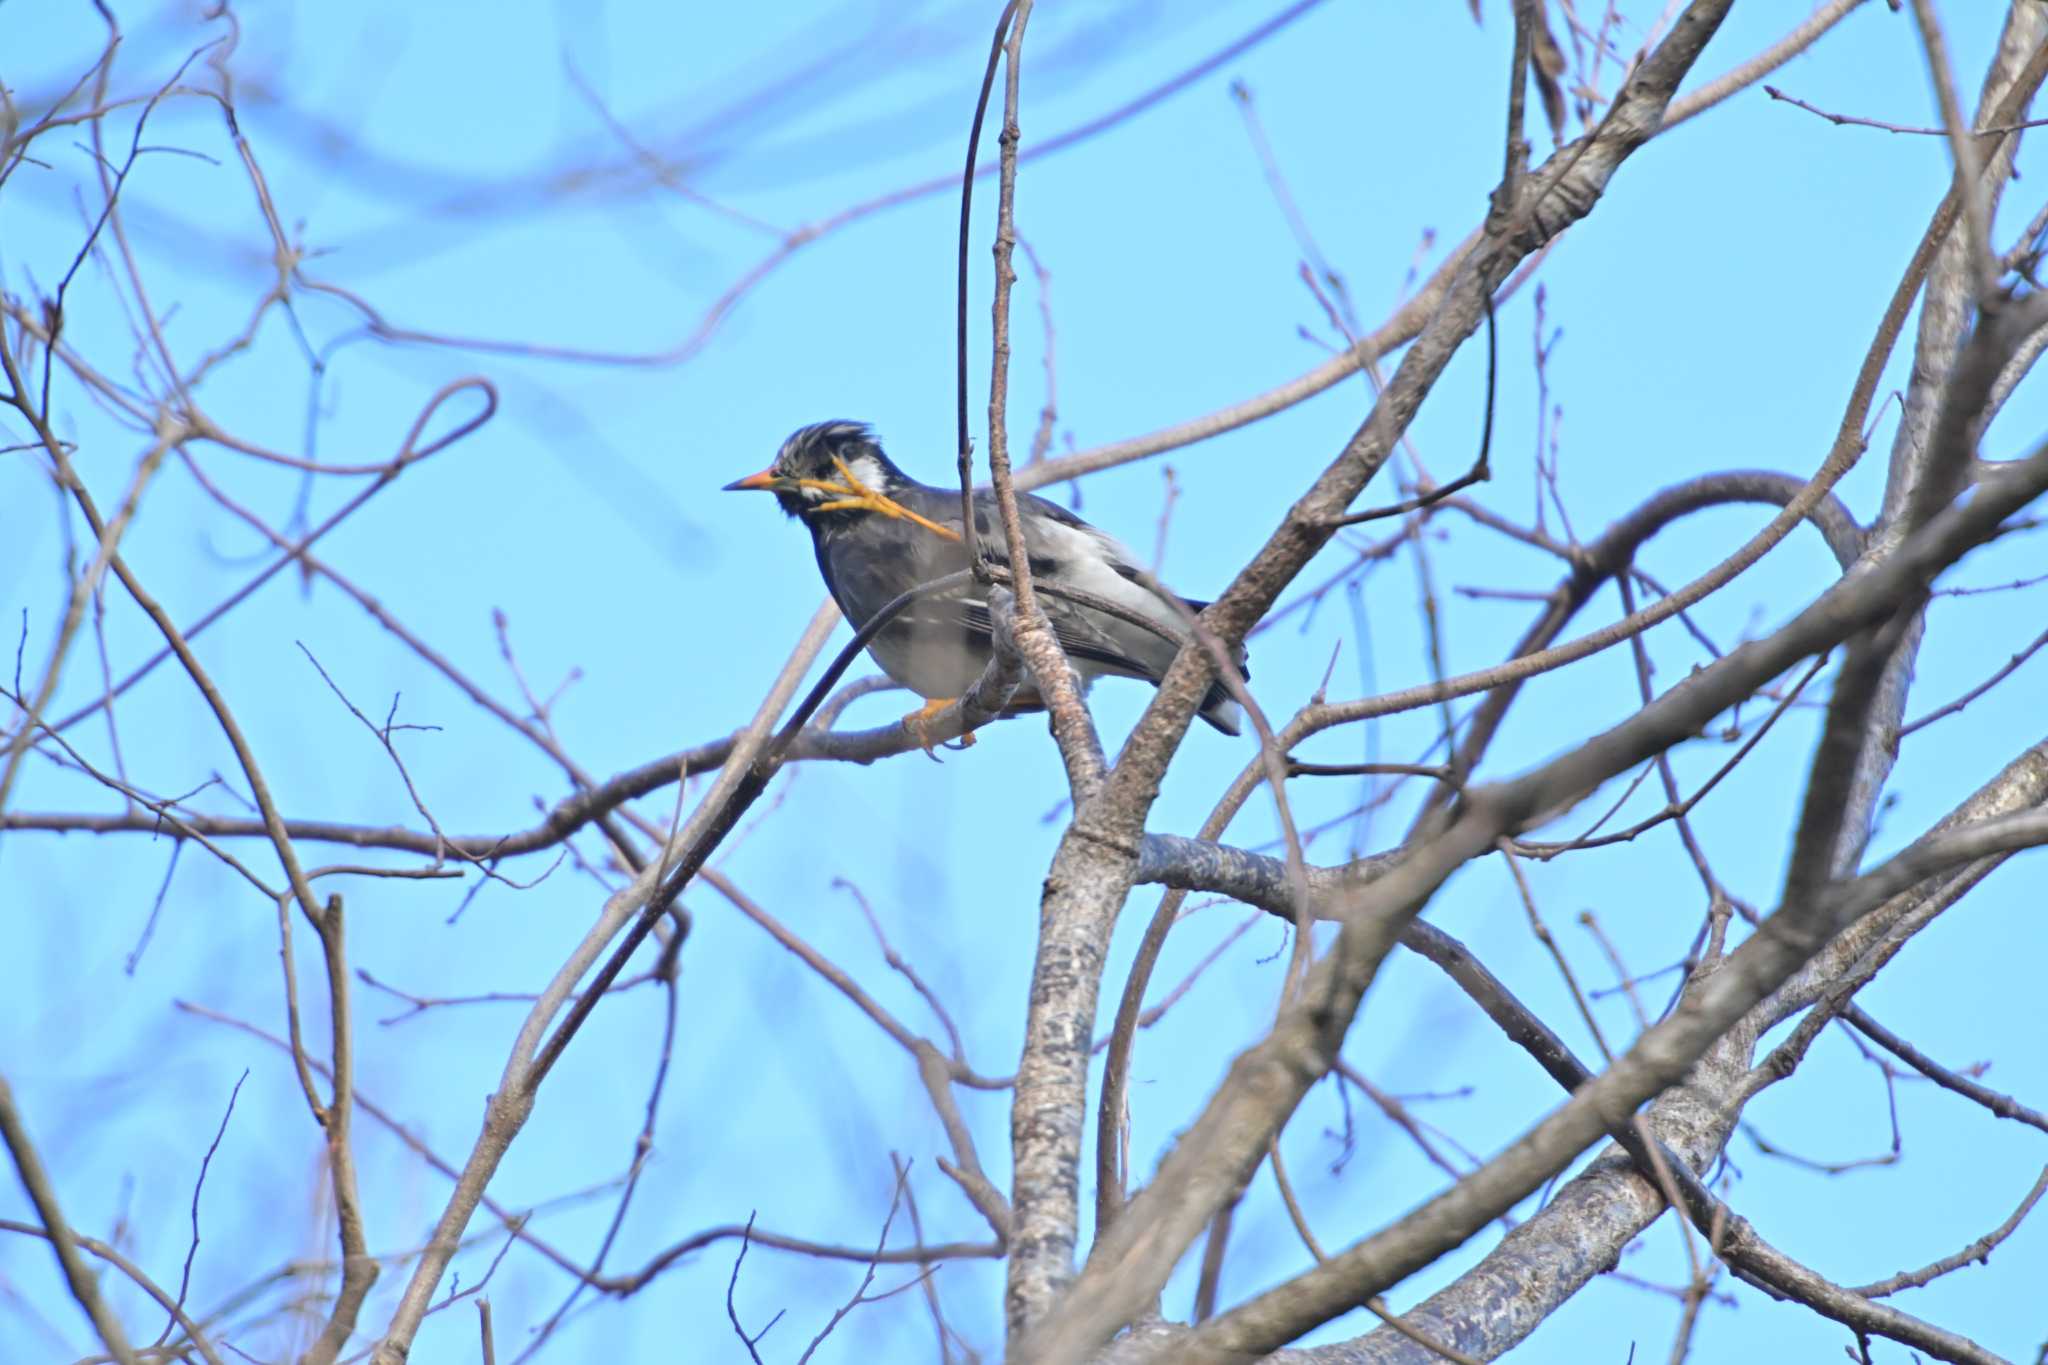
left=0, top=1077, right=141, bottom=1365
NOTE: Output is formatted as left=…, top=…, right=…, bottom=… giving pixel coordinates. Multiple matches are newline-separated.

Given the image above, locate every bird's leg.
left=799, top=458, right=964, bottom=543
left=901, top=697, right=975, bottom=755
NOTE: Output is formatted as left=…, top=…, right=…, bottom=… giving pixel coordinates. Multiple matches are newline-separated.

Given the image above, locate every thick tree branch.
left=1011, top=11, right=1742, bottom=1352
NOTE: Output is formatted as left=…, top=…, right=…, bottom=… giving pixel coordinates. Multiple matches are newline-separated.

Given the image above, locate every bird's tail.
left=1178, top=597, right=1249, bottom=736
left=1197, top=682, right=1243, bottom=736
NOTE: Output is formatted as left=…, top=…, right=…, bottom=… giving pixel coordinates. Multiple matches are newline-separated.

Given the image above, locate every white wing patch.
left=1035, top=516, right=1188, bottom=637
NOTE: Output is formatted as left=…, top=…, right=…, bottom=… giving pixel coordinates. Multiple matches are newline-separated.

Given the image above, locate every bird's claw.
left=902, top=698, right=975, bottom=757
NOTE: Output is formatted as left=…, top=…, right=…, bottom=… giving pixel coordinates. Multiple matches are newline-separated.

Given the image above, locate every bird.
left=724, top=421, right=1249, bottom=742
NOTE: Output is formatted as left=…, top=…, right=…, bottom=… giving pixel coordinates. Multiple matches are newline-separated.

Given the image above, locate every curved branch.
left=0, top=1217, right=220, bottom=1365
left=1417, top=469, right=1863, bottom=824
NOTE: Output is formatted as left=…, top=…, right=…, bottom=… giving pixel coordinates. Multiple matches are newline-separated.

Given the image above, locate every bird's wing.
left=829, top=482, right=1247, bottom=688
left=812, top=499, right=1150, bottom=676
left=1007, top=490, right=1251, bottom=679
left=956, top=596, right=1168, bottom=680
left=961, top=486, right=1250, bottom=731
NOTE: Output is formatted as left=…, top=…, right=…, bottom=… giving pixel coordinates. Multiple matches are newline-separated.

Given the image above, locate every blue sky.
left=4, top=1, right=2046, bottom=1361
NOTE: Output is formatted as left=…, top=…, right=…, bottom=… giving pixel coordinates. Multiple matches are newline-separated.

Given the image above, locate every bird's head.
left=723, top=421, right=907, bottom=520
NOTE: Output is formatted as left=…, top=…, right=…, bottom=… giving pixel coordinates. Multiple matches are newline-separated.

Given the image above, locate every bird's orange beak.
left=722, top=468, right=783, bottom=492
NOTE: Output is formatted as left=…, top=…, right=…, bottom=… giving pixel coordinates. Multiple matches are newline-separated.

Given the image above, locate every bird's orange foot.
left=902, top=698, right=975, bottom=755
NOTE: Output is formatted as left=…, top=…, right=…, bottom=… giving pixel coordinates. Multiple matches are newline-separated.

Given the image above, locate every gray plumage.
left=726, top=421, right=1248, bottom=735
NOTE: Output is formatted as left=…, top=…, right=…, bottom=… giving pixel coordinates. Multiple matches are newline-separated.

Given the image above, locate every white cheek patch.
left=844, top=454, right=888, bottom=489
